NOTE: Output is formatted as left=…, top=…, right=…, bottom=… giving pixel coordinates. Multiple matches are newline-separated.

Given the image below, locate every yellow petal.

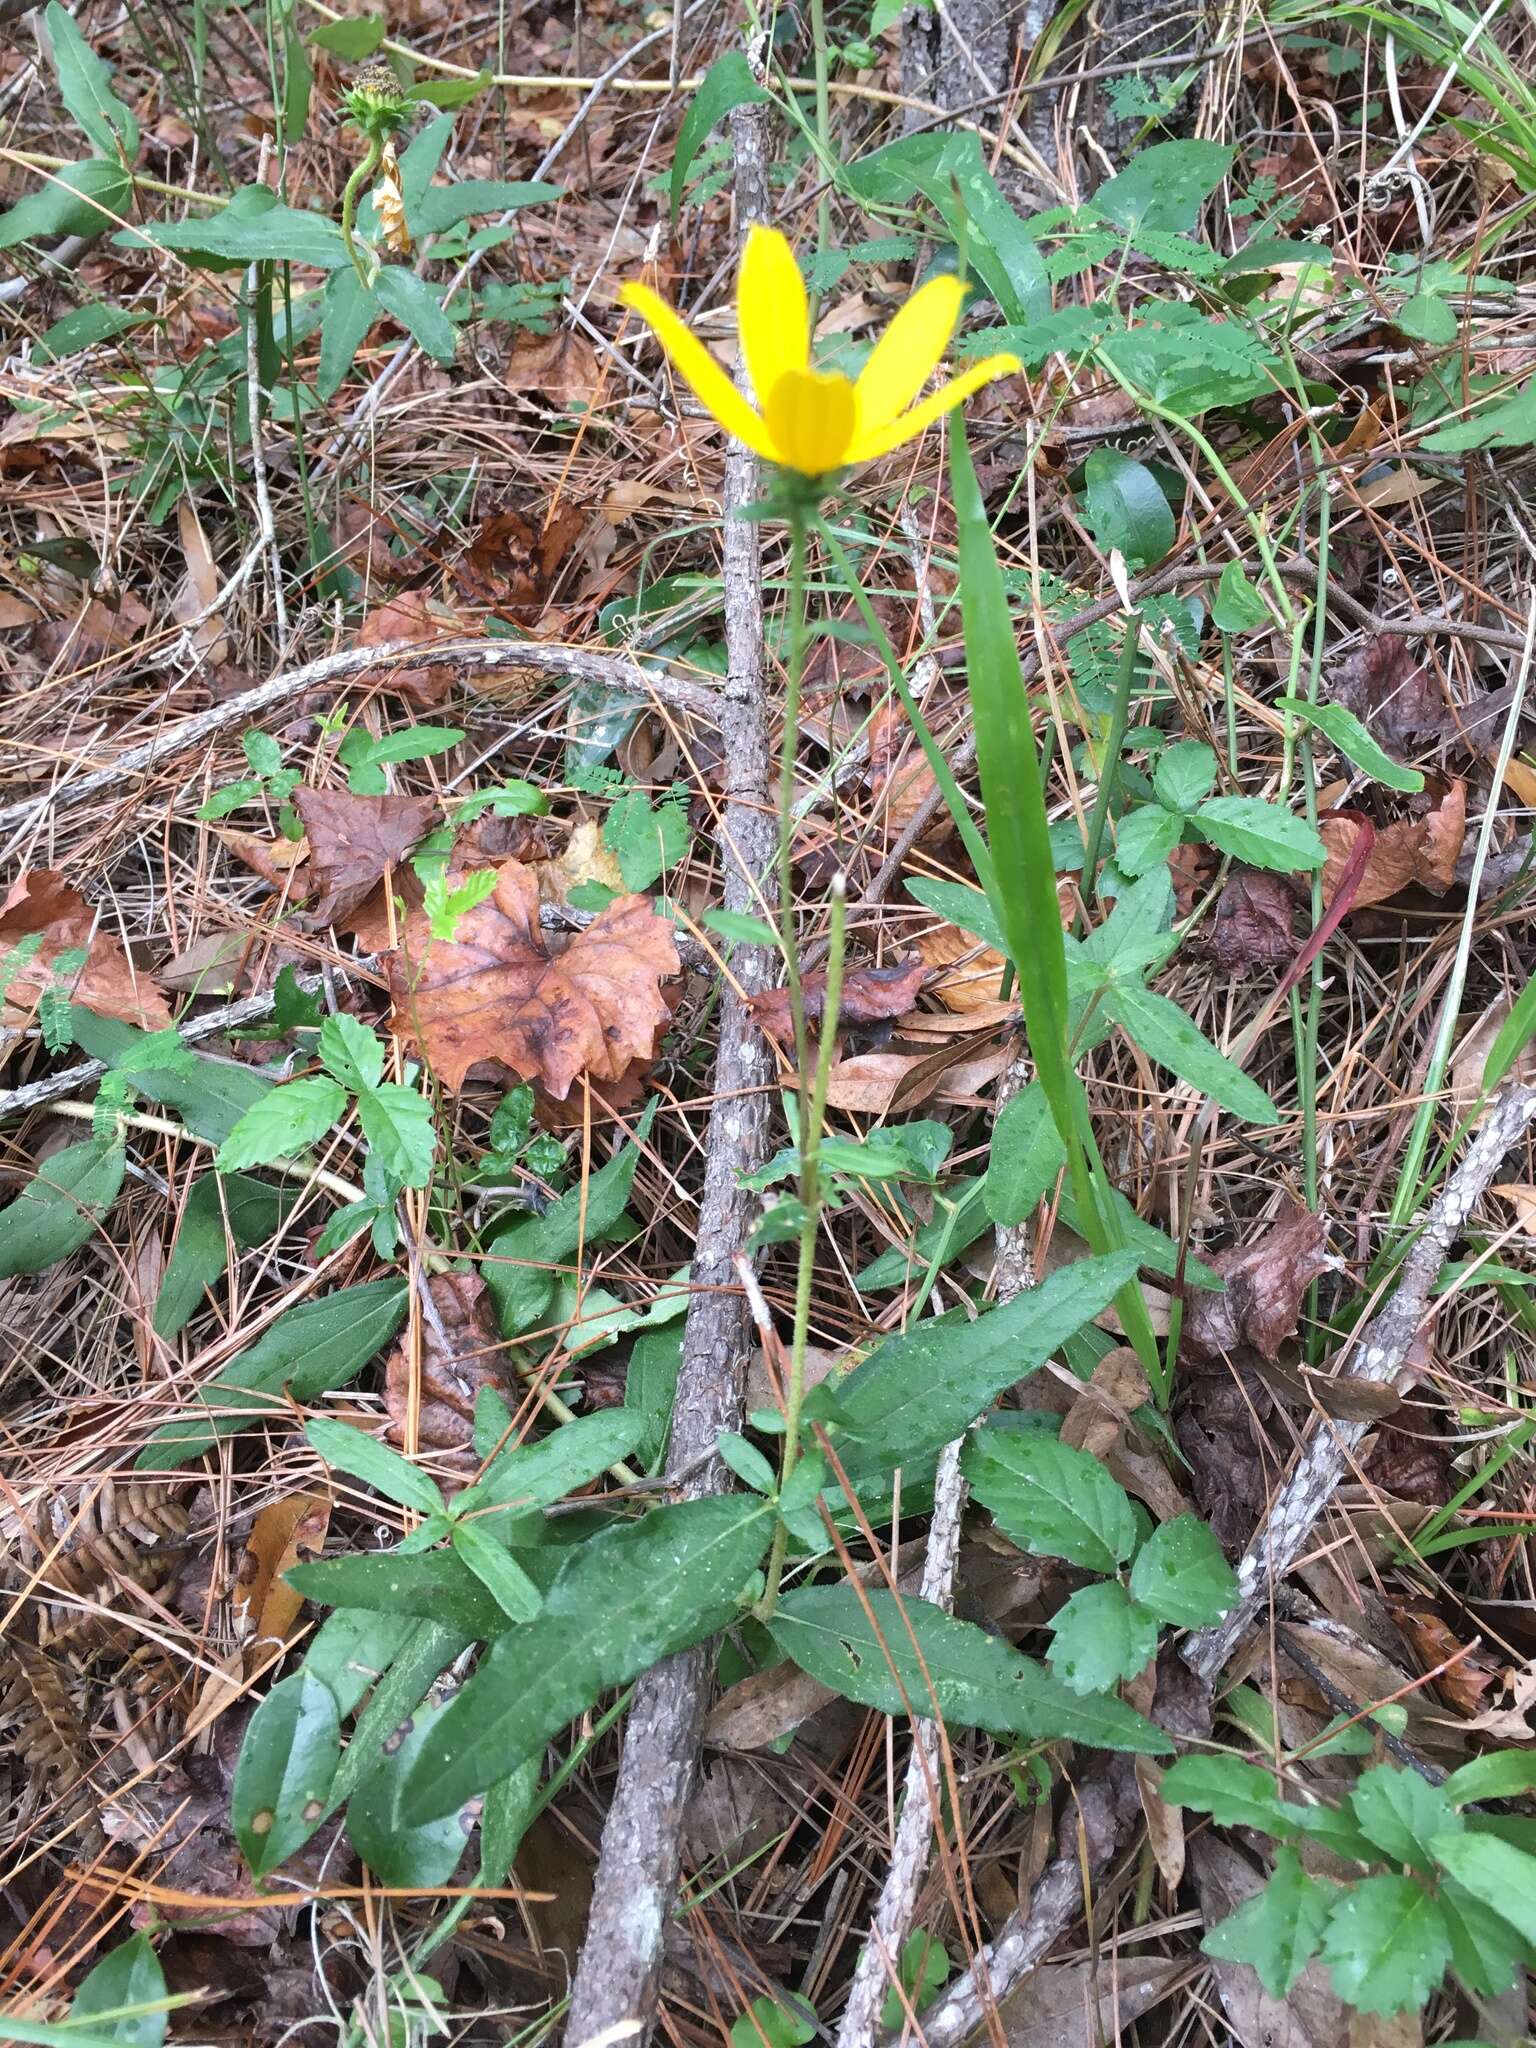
left=738, top=225, right=809, bottom=410
left=847, top=353, right=1021, bottom=463
left=853, top=274, right=966, bottom=429
left=619, top=280, right=778, bottom=461
left=763, top=367, right=858, bottom=476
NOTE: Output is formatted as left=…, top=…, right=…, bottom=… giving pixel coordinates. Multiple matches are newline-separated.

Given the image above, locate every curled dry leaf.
left=1199, top=869, right=1298, bottom=971
left=1183, top=1201, right=1341, bottom=1363
left=915, top=919, right=1011, bottom=1014
left=232, top=1492, right=331, bottom=1670
left=535, top=818, right=624, bottom=905
left=747, top=956, right=927, bottom=1044
left=292, top=787, right=440, bottom=929
left=385, top=1270, right=509, bottom=1461
left=453, top=501, right=588, bottom=629
left=1320, top=780, right=1466, bottom=911
left=0, top=867, right=171, bottom=1031
left=388, top=859, right=679, bottom=1096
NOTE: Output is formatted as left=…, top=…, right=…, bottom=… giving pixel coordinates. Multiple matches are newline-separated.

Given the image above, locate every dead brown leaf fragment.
left=1202, top=869, right=1298, bottom=970
left=1319, top=782, right=1466, bottom=910
left=388, top=858, right=678, bottom=1096
left=747, top=956, right=928, bottom=1043
left=1183, top=1201, right=1340, bottom=1362
left=385, top=1270, right=509, bottom=1460
left=0, top=868, right=171, bottom=1031
left=293, top=787, right=440, bottom=929
left=1328, top=636, right=1453, bottom=754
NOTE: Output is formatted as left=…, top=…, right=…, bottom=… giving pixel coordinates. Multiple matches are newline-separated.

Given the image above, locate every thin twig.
left=1184, top=1079, right=1536, bottom=1684
left=561, top=82, right=778, bottom=2048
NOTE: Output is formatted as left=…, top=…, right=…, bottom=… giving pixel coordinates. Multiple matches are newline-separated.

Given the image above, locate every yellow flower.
left=619, top=225, right=1020, bottom=478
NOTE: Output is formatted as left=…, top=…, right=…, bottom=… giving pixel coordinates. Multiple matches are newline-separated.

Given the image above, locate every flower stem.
left=340, top=136, right=382, bottom=293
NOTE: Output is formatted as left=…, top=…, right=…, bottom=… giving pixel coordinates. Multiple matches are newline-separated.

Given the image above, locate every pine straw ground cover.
left=4, top=0, right=1536, bottom=2041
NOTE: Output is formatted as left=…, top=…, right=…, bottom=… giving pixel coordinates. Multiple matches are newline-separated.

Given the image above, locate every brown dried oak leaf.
left=748, top=956, right=927, bottom=1043
left=1182, top=1200, right=1340, bottom=1362
left=385, top=1270, right=509, bottom=1461
left=0, top=868, right=170, bottom=1030
left=388, top=858, right=678, bottom=1096
left=1319, top=779, right=1465, bottom=911
left=293, top=786, right=440, bottom=929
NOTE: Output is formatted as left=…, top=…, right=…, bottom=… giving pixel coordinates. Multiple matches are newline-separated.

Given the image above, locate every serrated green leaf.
left=1047, top=1580, right=1157, bottom=1694
left=1201, top=1846, right=1333, bottom=1999
left=356, top=1081, right=435, bottom=1188
left=984, top=1082, right=1066, bottom=1225
left=1439, top=1878, right=1532, bottom=1998
left=1154, top=740, right=1218, bottom=812
left=1113, top=805, right=1184, bottom=876
left=1129, top=1512, right=1239, bottom=1627
left=1276, top=696, right=1425, bottom=794
left=768, top=1584, right=1168, bottom=1752
left=1429, top=1831, right=1536, bottom=1945
left=1195, top=795, right=1327, bottom=871
left=232, top=1671, right=340, bottom=1878
left=1319, top=1875, right=1450, bottom=2015
left=1083, top=448, right=1174, bottom=568
left=833, top=1251, right=1140, bottom=1477
left=1350, top=1764, right=1459, bottom=1872
left=398, top=1496, right=774, bottom=1821
left=306, top=1417, right=445, bottom=1515
left=1092, top=140, right=1234, bottom=233
left=962, top=1428, right=1138, bottom=1573
left=216, top=1074, right=347, bottom=1172
left=318, top=1013, right=383, bottom=1092
left=1443, top=1750, right=1536, bottom=1806
left=68, top=1931, right=168, bottom=2048
left=0, top=1137, right=124, bottom=1278
left=1159, top=1755, right=1307, bottom=1836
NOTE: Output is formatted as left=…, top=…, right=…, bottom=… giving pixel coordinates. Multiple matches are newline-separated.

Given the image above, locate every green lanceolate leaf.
left=0, top=159, right=130, bottom=249
left=1319, top=1875, right=1450, bottom=2015
left=68, top=1931, right=169, bottom=2048
left=372, top=264, right=457, bottom=363
left=317, top=267, right=379, bottom=398
left=450, top=1519, right=543, bottom=1622
left=1128, top=1513, right=1238, bottom=1628
left=0, top=1137, right=125, bottom=1278
left=123, top=188, right=349, bottom=268
left=310, top=11, right=387, bottom=56
left=286, top=1549, right=514, bottom=1637
left=1443, top=1749, right=1536, bottom=1806
left=71, top=1014, right=275, bottom=1145
left=768, top=1585, right=1168, bottom=1752
left=232, top=1671, right=341, bottom=1879
left=329, top=1620, right=469, bottom=1811
left=345, top=1696, right=468, bottom=1888
left=983, top=1081, right=1067, bottom=1225
left=302, top=1607, right=418, bottom=1719
left=153, top=1173, right=289, bottom=1339
left=398, top=1495, right=773, bottom=1821
left=1092, top=140, right=1234, bottom=234
left=831, top=1251, right=1140, bottom=1476
left=1276, top=696, right=1424, bottom=795
left=413, top=179, right=559, bottom=236
left=962, top=1429, right=1137, bottom=1574
left=483, top=1129, right=647, bottom=1337
left=1201, top=1846, right=1333, bottom=1999
left=671, top=50, right=771, bottom=223
left=305, top=1417, right=445, bottom=1516
left=45, top=3, right=139, bottom=157
left=1047, top=1581, right=1158, bottom=1694
left=456, top=1408, right=646, bottom=1519
left=138, top=1277, right=408, bottom=1469
left=1082, top=449, right=1174, bottom=568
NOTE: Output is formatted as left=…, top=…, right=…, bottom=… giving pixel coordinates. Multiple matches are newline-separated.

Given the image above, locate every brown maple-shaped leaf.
left=0, top=868, right=171, bottom=1031
left=1182, top=1200, right=1341, bottom=1363
left=293, top=787, right=440, bottom=929
left=748, top=956, right=928, bottom=1043
left=388, top=859, right=679, bottom=1096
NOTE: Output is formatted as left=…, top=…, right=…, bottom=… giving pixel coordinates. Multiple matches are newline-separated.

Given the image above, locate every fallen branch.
left=561, top=89, right=778, bottom=2048
left=0, top=638, right=722, bottom=835
left=1184, top=1078, right=1536, bottom=1685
